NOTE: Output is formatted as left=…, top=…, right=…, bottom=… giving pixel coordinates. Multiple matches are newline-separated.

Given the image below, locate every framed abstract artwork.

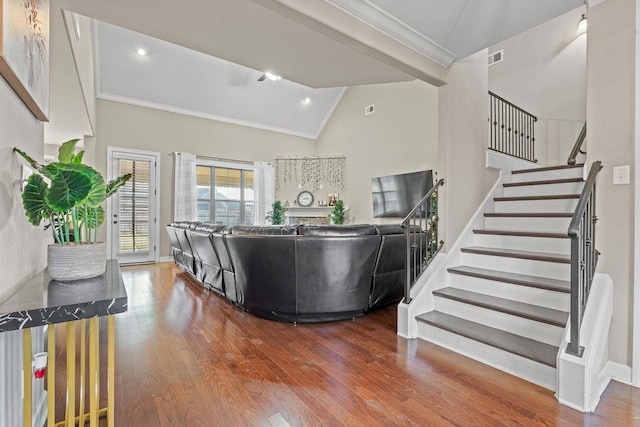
left=0, top=0, right=49, bottom=121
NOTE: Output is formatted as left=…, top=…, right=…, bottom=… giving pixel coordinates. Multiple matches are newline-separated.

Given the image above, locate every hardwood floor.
left=86, top=262, right=640, bottom=425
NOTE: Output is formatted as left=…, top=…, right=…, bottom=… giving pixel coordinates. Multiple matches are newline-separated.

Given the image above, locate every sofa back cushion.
left=298, top=224, right=377, bottom=236
left=295, top=234, right=380, bottom=314
left=374, top=224, right=404, bottom=235
left=231, top=225, right=298, bottom=235
left=224, top=235, right=297, bottom=316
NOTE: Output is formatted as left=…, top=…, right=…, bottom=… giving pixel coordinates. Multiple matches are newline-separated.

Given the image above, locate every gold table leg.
left=23, top=328, right=32, bottom=427
left=43, top=316, right=117, bottom=426
left=79, top=320, right=86, bottom=427
left=89, top=317, right=100, bottom=427
left=47, top=325, right=56, bottom=427
left=65, top=322, right=76, bottom=427
left=108, top=315, right=115, bottom=427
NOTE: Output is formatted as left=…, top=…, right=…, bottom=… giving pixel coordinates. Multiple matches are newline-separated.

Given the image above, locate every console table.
left=0, top=259, right=128, bottom=427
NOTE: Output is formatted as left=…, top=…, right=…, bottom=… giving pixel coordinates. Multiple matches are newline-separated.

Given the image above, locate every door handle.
left=113, top=220, right=118, bottom=224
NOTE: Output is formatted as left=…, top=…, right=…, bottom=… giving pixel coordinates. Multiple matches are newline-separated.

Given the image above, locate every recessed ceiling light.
left=265, top=72, right=281, bottom=81
left=136, top=48, right=147, bottom=56
left=302, top=97, right=311, bottom=105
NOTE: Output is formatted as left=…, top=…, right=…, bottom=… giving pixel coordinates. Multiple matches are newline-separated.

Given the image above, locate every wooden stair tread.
left=447, top=265, right=570, bottom=293
left=473, top=229, right=569, bottom=239
left=512, top=164, right=584, bottom=174
left=432, top=287, right=568, bottom=327
left=504, top=177, right=584, bottom=187
left=461, top=246, right=570, bottom=264
left=416, top=311, right=559, bottom=367
left=495, top=194, right=580, bottom=202
left=485, top=212, right=573, bottom=218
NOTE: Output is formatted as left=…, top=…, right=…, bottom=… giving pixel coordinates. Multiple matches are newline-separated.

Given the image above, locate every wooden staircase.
left=414, top=163, right=584, bottom=390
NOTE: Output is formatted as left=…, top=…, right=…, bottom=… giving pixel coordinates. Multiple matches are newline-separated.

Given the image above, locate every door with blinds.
left=108, top=148, right=159, bottom=264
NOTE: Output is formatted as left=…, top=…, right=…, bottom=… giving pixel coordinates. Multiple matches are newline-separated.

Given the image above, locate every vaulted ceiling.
left=53, top=0, right=587, bottom=87
left=50, top=0, right=588, bottom=140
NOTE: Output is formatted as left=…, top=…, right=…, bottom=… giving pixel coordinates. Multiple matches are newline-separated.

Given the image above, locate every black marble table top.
left=0, top=259, right=128, bottom=332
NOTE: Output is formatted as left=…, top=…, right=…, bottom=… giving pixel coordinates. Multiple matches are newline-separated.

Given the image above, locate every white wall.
left=62, top=11, right=96, bottom=132
left=586, top=0, right=635, bottom=369
left=439, top=50, right=499, bottom=250
left=537, top=119, right=585, bottom=166
left=44, top=8, right=93, bottom=146
left=94, top=99, right=316, bottom=257
left=0, top=79, right=47, bottom=303
left=313, top=80, right=439, bottom=224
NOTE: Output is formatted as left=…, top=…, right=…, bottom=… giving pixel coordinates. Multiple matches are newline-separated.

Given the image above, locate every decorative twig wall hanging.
left=274, top=156, right=346, bottom=193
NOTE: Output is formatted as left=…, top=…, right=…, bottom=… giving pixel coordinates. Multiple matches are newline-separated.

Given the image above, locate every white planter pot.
left=47, top=243, right=107, bottom=281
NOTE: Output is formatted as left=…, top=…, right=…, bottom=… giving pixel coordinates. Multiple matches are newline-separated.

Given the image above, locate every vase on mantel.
left=47, top=243, right=107, bottom=281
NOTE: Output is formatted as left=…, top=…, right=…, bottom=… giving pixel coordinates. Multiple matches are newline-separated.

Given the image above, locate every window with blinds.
left=196, top=165, right=254, bottom=226
left=117, top=159, right=151, bottom=253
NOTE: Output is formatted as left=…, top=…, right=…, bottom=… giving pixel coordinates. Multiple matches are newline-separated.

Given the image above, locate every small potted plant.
left=328, top=200, right=347, bottom=225
left=14, top=139, right=131, bottom=281
left=265, top=200, right=286, bottom=225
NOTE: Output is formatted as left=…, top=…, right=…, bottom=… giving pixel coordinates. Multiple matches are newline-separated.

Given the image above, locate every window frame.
left=196, top=160, right=255, bottom=226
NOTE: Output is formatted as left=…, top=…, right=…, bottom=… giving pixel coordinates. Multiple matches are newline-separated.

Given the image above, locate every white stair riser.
left=434, top=297, right=565, bottom=346
left=510, top=167, right=584, bottom=183
left=448, top=275, right=570, bottom=311
left=473, top=234, right=570, bottom=254
left=416, top=322, right=556, bottom=391
left=462, top=252, right=570, bottom=280
left=503, top=182, right=584, bottom=197
left=494, top=198, right=578, bottom=213
left=484, top=217, right=571, bottom=233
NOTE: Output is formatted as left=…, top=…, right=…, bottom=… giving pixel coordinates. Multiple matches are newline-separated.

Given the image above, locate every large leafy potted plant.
left=14, top=139, right=131, bottom=281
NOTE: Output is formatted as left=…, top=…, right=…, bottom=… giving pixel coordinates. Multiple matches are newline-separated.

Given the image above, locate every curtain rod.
left=168, top=152, right=260, bottom=166
left=275, top=155, right=345, bottom=160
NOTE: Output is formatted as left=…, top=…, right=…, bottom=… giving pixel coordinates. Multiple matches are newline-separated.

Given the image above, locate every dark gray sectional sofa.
left=166, top=222, right=421, bottom=323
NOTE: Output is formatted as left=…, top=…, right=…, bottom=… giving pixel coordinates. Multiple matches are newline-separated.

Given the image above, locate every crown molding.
left=586, top=0, right=607, bottom=8
left=97, top=92, right=322, bottom=141
left=325, top=0, right=456, bottom=67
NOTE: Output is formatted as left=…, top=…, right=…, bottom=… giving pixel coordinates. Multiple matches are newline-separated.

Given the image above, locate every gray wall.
left=314, top=80, right=439, bottom=224
left=586, top=0, right=635, bottom=367
left=439, top=50, right=499, bottom=250
left=0, top=79, right=47, bottom=303
left=95, top=80, right=441, bottom=256
left=94, top=99, right=316, bottom=257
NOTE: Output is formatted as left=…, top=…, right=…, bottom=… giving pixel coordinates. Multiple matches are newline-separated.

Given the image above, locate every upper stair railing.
left=567, top=122, right=587, bottom=165
left=489, top=91, right=538, bottom=163
left=402, top=178, right=445, bottom=304
left=566, top=161, right=602, bottom=356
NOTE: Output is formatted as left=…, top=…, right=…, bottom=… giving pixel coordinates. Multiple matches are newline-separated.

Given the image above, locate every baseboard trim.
left=158, top=256, right=174, bottom=263
left=558, top=398, right=586, bottom=412
left=604, top=361, right=632, bottom=385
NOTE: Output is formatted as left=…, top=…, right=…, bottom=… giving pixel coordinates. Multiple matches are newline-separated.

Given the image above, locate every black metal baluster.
left=488, top=92, right=537, bottom=161
left=567, top=161, right=602, bottom=356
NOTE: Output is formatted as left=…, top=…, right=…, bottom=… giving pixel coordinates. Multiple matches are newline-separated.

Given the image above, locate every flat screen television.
left=371, top=170, right=433, bottom=218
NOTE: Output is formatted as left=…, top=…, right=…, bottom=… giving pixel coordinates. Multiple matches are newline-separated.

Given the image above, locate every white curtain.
left=253, top=162, right=275, bottom=225
left=173, top=152, right=197, bottom=221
